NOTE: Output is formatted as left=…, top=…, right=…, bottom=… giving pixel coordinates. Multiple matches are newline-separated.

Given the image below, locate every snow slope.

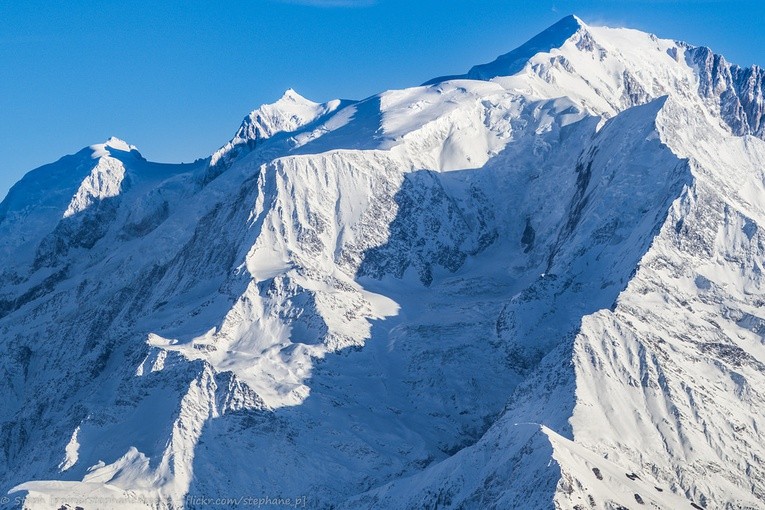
left=2, top=14, right=765, bottom=510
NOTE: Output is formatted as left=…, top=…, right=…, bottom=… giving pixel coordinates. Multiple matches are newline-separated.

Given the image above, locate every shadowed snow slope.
left=2, top=15, right=765, bottom=510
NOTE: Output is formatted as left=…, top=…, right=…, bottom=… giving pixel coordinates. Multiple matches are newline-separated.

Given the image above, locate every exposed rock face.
left=687, top=46, right=765, bottom=138
left=2, top=15, right=765, bottom=510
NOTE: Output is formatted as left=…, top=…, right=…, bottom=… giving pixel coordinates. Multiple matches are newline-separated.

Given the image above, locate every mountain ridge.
left=2, top=15, right=765, bottom=510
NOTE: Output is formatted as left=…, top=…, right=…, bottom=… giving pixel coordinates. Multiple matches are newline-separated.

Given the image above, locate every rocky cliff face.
left=2, top=15, right=765, bottom=510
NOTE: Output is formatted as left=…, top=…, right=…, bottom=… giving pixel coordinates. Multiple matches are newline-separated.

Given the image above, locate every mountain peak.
left=565, top=14, right=586, bottom=27
left=208, top=89, right=343, bottom=169
left=104, top=136, right=136, bottom=151
left=278, top=88, right=313, bottom=104
left=88, top=137, right=139, bottom=159
left=466, top=14, right=587, bottom=80
left=424, top=15, right=587, bottom=85
left=236, top=90, right=326, bottom=142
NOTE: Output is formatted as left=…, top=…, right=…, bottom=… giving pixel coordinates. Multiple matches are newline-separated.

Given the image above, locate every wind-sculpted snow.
left=3, top=14, right=765, bottom=510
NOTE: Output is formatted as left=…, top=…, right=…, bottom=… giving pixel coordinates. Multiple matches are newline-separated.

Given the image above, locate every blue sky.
left=1, top=0, right=764, bottom=200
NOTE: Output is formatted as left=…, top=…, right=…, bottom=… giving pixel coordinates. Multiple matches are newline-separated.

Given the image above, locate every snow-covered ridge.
left=2, top=14, right=765, bottom=510
left=430, top=14, right=765, bottom=141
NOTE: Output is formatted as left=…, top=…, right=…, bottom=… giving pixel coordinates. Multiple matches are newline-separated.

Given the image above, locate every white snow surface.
left=2, top=14, right=765, bottom=510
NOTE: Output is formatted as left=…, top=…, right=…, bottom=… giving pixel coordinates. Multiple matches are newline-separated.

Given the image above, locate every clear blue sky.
left=1, top=0, right=764, bottom=200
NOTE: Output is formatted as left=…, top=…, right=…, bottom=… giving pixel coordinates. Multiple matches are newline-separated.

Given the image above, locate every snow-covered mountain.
left=2, top=14, right=765, bottom=510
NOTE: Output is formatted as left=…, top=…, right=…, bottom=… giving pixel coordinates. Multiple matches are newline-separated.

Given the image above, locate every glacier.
left=2, top=14, right=765, bottom=510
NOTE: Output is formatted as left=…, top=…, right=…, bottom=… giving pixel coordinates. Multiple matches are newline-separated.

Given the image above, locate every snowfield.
left=2, top=14, right=765, bottom=510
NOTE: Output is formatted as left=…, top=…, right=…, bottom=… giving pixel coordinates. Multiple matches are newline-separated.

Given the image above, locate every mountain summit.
left=2, top=16, right=765, bottom=510
left=467, top=14, right=587, bottom=79
left=426, top=14, right=587, bottom=83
